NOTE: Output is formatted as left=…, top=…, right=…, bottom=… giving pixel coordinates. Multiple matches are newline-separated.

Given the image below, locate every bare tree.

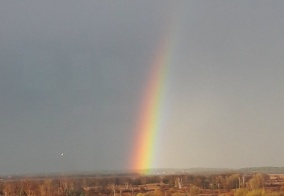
left=124, top=182, right=129, bottom=190
left=248, top=173, right=265, bottom=189
left=109, top=183, right=116, bottom=196
left=175, top=177, right=183, bottom=189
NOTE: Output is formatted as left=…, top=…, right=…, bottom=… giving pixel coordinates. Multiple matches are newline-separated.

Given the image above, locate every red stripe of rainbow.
left=129, top=33, right=171, bottom=172
left=129, top=3, right=182, bottom=172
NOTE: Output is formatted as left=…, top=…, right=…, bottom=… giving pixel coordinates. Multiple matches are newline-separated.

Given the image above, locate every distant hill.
left=134, top=167, right=284, bottom=175
left=238, top=167, right=284, bottom=174
left=2, top=167, right=284, bottom=179
left=143, top=168, right=235, bottom=175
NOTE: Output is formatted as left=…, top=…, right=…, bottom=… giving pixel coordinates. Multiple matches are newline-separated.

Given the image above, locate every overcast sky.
left=0, top=1, right=284, bottom=175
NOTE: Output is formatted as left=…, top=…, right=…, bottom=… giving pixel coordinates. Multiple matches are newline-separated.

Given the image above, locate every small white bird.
left=61, top=153, right=64, bottom=156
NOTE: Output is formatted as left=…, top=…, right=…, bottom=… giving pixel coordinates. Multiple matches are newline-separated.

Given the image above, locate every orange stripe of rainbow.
left=130, top=34, right=170, bottom=172
left=129, top=4, right=181, bottom=172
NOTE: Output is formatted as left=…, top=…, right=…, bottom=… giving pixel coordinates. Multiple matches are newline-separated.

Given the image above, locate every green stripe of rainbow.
left=129, top=21, right=181, bottom=172
left=131, top=35, right=170, bottom=171
left=129, top=4, right=182, bottom=173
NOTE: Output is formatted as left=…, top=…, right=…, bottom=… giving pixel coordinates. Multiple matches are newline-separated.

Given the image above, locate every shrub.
left=234, top=188, right=249, bottom=196
left=190, top=185, right=201, bottom=196
left=246, top=189, right=266, bottom=196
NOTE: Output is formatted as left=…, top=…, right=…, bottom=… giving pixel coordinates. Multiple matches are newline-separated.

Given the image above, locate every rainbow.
left=129, top=3, right=183, bottom=172
left=129, top=13, right=180, bottom=172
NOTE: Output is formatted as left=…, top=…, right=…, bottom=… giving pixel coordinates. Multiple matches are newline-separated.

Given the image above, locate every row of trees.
left=0, top=172, right=281, bottom=195
left=0, top=178, right=85, bottom=196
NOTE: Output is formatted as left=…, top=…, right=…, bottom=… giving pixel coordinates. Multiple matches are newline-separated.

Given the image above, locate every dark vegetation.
left=1, top=169, right=284, bottom=195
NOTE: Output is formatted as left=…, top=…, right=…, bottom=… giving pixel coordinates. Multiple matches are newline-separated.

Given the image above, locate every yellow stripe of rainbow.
left=129, top=3, right=182, bottom=173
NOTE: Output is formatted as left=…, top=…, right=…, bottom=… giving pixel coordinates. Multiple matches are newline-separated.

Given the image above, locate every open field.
left=1, top=169, right=284, bottom=195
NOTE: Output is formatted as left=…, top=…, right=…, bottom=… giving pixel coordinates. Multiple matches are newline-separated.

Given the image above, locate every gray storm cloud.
left=0, top=1, right=284, bottom=175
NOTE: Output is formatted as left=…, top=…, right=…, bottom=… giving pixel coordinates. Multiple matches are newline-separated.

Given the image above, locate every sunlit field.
left=1, top=168, right=284, bottom=195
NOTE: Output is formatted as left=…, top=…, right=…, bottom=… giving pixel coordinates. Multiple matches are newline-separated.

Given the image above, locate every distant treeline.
left=0, top=172, right=284, bottom=195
